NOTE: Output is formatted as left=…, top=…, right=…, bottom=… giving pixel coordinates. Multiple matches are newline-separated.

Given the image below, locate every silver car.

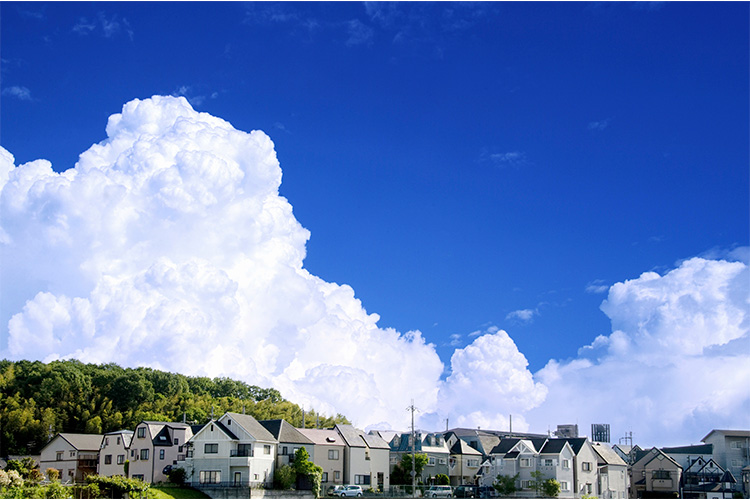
left=338, top=485, right=364, bottom=497
left=427, top=485, right=453, bottom=498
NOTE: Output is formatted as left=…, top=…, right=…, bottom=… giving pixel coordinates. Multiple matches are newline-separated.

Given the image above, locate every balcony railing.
left=230, top=449, right=254, bottom=457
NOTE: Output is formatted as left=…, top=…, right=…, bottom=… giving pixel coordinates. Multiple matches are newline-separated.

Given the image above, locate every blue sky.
left=1, top=2, right=748, bottom=445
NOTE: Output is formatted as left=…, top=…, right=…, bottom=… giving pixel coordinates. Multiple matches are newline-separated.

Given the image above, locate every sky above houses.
left=1, top=2, right=748, bottom=447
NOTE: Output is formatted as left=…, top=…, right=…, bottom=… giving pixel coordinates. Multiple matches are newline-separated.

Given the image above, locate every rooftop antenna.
left=302, top=406, right=306, bottom=429
left=509, top=415, right=512, bottom=436
left=445, top=418, right=449, bottom=432
left=211, top=405, right=214, bottom=420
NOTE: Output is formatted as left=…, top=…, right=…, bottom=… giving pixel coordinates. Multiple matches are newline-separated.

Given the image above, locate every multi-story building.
left=183, top=412, right=277, bottom=488
left=388, top=431, right=450, bottom=485
left=98, top=430, right=132, bottom=477
left=299, top=428, right=346, bottom=486
left=335, top=424, right=390, bottom=492
left=630, top=447, right=682, bottom=498
left=702, top=429, right=750, bottom=496
left=445, top=431, right=483, bottom=487
left=592, top=442, right=628, bottom=499
left=129, top=421, right=194, bottom=483
left=40, top=433, right=103, bottom=483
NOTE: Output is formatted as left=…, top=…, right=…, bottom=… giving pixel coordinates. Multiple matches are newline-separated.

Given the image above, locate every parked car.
left=454, top=485, right=478, bottom=498
left=427, top=485, right=453, bottom=498
left=327, top=485, right=345, bottom=497
left=338, top=485, right=363, bottom=497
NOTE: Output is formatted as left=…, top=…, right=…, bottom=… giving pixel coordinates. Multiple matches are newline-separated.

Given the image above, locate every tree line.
left=0, top=359, right=349, bottom=456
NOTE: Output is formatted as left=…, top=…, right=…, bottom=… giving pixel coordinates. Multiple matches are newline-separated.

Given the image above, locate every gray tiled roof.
left=591, top=443, right=627, bottom=466
left=336, top=424, right=366, bottom=448
left=663, top=444, right=713, bottom=455
left=225, top=412, right=274, bottom=442
left=259, top=420, right=314, bottom=445
left=58, top=433, right=104, bottom=451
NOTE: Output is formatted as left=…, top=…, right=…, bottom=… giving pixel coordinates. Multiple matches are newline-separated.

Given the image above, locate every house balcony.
left=651, top=478, right=674, bottom=490
left=230, top=449, right=254, bottom=458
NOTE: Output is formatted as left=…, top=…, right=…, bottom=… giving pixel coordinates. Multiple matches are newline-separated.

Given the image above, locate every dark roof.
left=225, top=412, right=275, bottom=442
left=489, top=438, right=520, bottom=455
left=336, top=424, right=366, bottom=448
left=564, top=438, right=588, bottom=454
left=504, top=451, right=519, bottom=459
left=153, top=426, right=174, bottom=446
left=662, top=444, right=713, bottom=455
left=215, top=420, right=239, bottom=440
left=720, top=471, right=737, bottom=484
left=259, top=420, right=314, bottom=445
left=540, top=439, right=568, bottom=454
left=450, top=439, right=481, bottom=456
left=530, top=438, right=547, bottom=452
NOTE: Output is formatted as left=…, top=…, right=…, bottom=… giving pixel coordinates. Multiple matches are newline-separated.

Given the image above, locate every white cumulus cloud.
left=526, top=255, right=750, bottom=446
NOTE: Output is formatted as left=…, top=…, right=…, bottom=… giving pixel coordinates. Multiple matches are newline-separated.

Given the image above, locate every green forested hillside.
left=0, top=359, right=348, bottom=455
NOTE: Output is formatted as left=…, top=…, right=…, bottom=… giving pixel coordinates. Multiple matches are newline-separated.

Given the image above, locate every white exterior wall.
left=40, top=436, right=81, bottom=483
left=598, top=464, right=628, bottom=499
left=368, top=447, right=390, bottom=491
left=346, top=446, right=370, bottom=485
left=98, top=433, right=130, bottom=477
left=574, top=443, right=599, bottom=497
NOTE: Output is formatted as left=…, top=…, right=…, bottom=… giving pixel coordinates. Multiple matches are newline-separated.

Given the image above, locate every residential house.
left=630, top=447, right=682, bottom=498
left=701, top=429, right=750, bottom=496
left=663, top=444, right=714, bottom=471
left=184, top=412, right=276, bottom=488
left=40, top=433, right=103, bottom=483
left=449, top=429, right=501, bottom=460
left=298, top=428, right=345, bottom=486
left=129, top=421, right=194, bottom=483
left=98, top=430, right=132, bottom=477
left=442, top=432, right=483, bottom=487
left=682, top=456, right=736, bottom=499
left=335, top=424, right=390, bottom=492
left=388, top=431, right=450, bottom=485
left=592, top=442, right=628, bottom=499
left=260, top=419, right=315, bottom=467
left=564, top=438, right=599, bottom=498
left=479, top=438, right=576, bottom=498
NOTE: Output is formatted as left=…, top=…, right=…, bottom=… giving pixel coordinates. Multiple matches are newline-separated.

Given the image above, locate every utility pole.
left=407, top=400, right=419, bottom=498
left=302, top=407, right=306, bottom=429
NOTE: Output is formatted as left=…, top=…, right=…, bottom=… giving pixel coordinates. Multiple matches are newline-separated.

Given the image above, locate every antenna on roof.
left=211, top=405, right=214, bottom=420
left=445, top=418, right=449, bottom=432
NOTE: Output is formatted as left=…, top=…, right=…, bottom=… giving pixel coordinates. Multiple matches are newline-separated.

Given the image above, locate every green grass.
left=148, top=486, right=210, bottom=499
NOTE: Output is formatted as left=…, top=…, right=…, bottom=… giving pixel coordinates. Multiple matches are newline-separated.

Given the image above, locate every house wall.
left=368, top=447, right=390, bottom=491
left=345, top=446, right=370, bottom=486
left=313, top=444, right=344, bottom=485
left=643, top=456, right=681, bottom=495
left=705, top=433, right=750, bottom=491
left=598, top=464, right=628, bottom=499
left=573, top=442, right=599, bottom=497
left=40, top=436, right=83, bottom=483
left=129, top=423, right=156, bottom=482
left=98, top=433, right=129, bottom=477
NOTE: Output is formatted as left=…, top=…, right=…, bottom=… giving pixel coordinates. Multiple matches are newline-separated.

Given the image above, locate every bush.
left=435, top=474, right=450, bottom=486
left=46, top=468, right=60, bottom=483
left=274, top=464, right=296, bottom=490
left=167, top=467, right=187, bottom=486
left=85, top=475, right=149, bottom=498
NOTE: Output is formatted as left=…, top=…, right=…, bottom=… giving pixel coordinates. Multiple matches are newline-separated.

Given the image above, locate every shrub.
left=167, top=467, right=187, bottom=486
left=46, top=468, right=60, bottom=482
left=274, top=464, right=296, bottom=490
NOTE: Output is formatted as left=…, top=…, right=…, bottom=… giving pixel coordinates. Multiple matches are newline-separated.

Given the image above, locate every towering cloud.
left=2, top=96, right=747, bottom=442
left=527, top=256, right=749, bottom=446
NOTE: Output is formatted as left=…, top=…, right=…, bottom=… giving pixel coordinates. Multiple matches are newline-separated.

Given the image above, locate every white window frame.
left=560, top=481, right=569, bottom=491
left=200, top=470, right=221, bottom=484
left=520, top=458, right=532, bottom=468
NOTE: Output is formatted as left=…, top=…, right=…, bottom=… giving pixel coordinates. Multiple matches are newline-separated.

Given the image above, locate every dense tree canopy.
left=0, top=359, right=348, bottom=455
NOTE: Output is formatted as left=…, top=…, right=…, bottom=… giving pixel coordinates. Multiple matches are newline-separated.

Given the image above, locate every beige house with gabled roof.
left=630, top=447, right=682, bottom=498
left=299, top=428, right=345, bottom=486
left=40, top=433, right=103, bottom=482
left=260, top=419, right=315, bottom=466
left=98, top=430, right=132, bottom=477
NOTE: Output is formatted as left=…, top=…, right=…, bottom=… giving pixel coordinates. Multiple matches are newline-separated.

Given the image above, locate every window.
left=328, top=449, right=340, bottom=460
left=322, top=472, right=328, bottom=483
left=467, top=459, right=480, bottom=467
left=390, top=456, right=398, bottom=464
left=140, top=449, right=149, bottom=460
left=560, top=481, right=569, bottom=491
left=117, top=437, right=121, bottom=445
left=428, top=457, right=436, bottom=466
left=199, top=471, right=221, bottom=484
left=544, top=459, right=553, bottom=467
left=105, top=437, right=110, bottom=446
left=439, top=458, right=447, bottom=465
left=178, top=446, right=184, bottom=453
left=237, top=444, right=253, bottom=457
left=283, top=446, right=288, bottom=455
left=355, top=475, right=371, bottom=485
left=227, top=420, right=231, bottom=426
left=131, top=449, right=136, bottom=458
left=520, top=458, right=532, bottom=467
left=174, top=438, right=179, bottom=445
left=132, top=474, right=144, bottom=481
left=104, top=455, right=112, bottom=465
left=70, top=451, right=76, bottom=458
left=160, top=449, right=165, bottom=460
left=653, top=470, right=671, bottom=480
left=117, top=455, right=125, bottom=465
left=56, top=452, right=63, bottom=461
left=731, top=459, right=742, bottom=467
left=582, top=462, right=592, bottom=471
left=521, top=480, right=532, bottom=489
left=585, top=484, right=592, bottom=495
left=137, top=427, right=146, bottom=438
left=264, top=445, right=271, bottom=454
left=731, top=441, right=743, bottom=449
left=205, top=443, right=219, bottom=454
left=335, top=471, right=341, bottom=480
left=563, top=459, right=570, bottom=469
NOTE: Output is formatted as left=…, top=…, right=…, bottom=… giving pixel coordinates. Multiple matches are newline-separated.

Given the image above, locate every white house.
left=183, top=412, right=277, bottom=488
left=335, top=424, right=390, bottom=492
left=129, top=421, right=194, bottom=483
left=98, top=430, right=132, bottom=477
left=40, top=433, right=103, bottom=483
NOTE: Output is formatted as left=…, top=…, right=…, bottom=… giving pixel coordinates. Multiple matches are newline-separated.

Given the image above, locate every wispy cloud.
left=73, top=13, right=133, bottom=40
left=585, top=279, right=609, bottom=294
left=588, top=117, right=611, bottom=131
left=481, top=150, right=529, bottom=169
left=506, top=308, right=537, bottom=323
left=345, top=19, right=374, bottom=47
left=172, top=86, right=219, bottom=107
left=2, top=86, right=33, bottom=101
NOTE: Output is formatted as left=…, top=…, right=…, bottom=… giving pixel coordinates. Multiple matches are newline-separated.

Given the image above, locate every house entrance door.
left=234, top=472, right=242, bottom=486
